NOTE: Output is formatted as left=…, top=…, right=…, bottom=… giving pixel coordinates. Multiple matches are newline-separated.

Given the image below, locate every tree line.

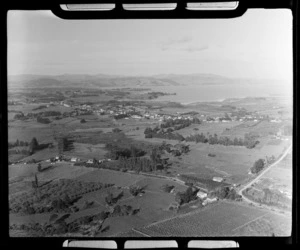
left=8, top=139, right=29, bottom=148
left=144, top=125, right=260, bottom=149
left=185, top=132, right=260, bottom=148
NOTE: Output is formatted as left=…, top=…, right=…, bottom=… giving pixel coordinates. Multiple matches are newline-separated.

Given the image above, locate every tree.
left=32, top=174, right=39, bottom=188
left=150, top=147, right=161, bottom=165
left=129, top=185, right=144, bottom=196
left=37, top=163, right=42, bottom=172
left=57, top=136, right=74, bottom=155
left=29, top=137, right=39, bottom=154
left=80, top=119, right=86, bottom=123
left=251, top=159, right=265, bottom=174
left=162, top=184, right=174, bottom=193
left=144, top=127, right=153, bottom=135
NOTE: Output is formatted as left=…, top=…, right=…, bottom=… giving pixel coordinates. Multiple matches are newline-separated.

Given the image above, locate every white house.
left=213, top=177, right=224, bottom=182
left=196, top=191, right=207, bottom=199
left=86, top=159, right=95, bottom=164
left=207, top=197, right=218, bottom=203
left=71, top=157, right=79, bottom=162
left=132, top=115, right=142, bottom=119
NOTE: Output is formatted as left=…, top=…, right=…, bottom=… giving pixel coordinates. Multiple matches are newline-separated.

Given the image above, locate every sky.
left=7, top=9, right=292, bottom=80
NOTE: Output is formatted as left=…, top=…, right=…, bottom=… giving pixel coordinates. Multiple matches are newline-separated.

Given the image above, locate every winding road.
left=238, top=142, right=292, bottom=205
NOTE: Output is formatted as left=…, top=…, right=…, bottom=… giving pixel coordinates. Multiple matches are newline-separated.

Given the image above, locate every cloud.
left=161, top=36, right=193, bottom=50
left=181, top=45, right=209, bottom=52
left=160, top=36, right=209, bottom=52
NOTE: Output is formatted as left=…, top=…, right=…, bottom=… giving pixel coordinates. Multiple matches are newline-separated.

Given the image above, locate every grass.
left=232, top=212, right=291, bottom=236
left=75, top=168, right=144, bottom=187
left=138, top=201, right=288, bottom=236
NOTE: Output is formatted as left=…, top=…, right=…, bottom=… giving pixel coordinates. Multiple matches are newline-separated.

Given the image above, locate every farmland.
left=8, top=76, right=292, bottom=237
left=242, top=151, right=292, bottom=210
left=134, top=201, right=291, bottom=237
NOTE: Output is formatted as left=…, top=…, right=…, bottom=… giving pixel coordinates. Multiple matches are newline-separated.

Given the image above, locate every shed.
left=196, top=191, right=208, bottom=199
left=71, top=157, right=79, bottom=162
left=213, top=177, right=224, bottom=182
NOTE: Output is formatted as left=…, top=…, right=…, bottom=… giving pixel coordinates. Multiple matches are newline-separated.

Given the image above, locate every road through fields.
left=238, top=143, right=292, bottom=206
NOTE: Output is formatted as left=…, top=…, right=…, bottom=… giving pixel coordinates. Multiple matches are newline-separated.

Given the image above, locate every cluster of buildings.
left=203, top=113, right=268, bottom=123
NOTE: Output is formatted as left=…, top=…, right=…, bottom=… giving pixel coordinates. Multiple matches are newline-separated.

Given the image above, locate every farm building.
left=202, top=197, right=218, bottom=206
left=86, top=159, right=95, bottom=164
left=196, top=191, right=207, bottom=199
left=213, top=177, right=224, bottom=182
left=71, top=157, right=79, bottom=162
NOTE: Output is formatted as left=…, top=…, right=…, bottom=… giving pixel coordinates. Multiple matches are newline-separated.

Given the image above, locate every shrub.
left=129, top=185, right=144, bottom=196
left=162, top=184, right=175, bottom=193
left=251, top=159, right=265, bottom=174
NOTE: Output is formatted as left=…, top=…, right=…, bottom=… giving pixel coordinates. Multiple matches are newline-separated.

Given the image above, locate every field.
left=136, top=201, right=291, bottom=237
left=75, top=168, right=144, bottom=187
left=164, top=137, right=290, bottom=185
left=8, top=84, right=293, bottom=237
left=242, top=151, right=292, bottom=210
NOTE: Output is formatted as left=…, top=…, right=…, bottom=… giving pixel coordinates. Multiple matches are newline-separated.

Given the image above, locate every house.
left=86, top=159, right=95, bottom=164
left=202, top=197, right=218, bottom=206
left=196, top=191, right=207, bottom=199
left=132, top=115, right=142, bottom=119
left=71, top=157, right=79, bottom=162
left=212, top=177, right=224, bottom=182
left=207, top=197, right=218, bottom=203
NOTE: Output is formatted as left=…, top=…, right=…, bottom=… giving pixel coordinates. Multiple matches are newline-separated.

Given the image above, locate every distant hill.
left=7, top=74, right=181, bottom=89
left=7, top=73, right=289, bottom=89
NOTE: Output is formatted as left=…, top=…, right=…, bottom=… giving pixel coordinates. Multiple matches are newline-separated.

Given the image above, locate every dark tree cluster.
left=32, top=105, right=47, bottom=111
left=161, top=184, right=175, bottom=193
left=129, top=185, right=145, bottom=196
left=8, top=139, right=29, bottom=148
left=117, top=156, right=160, bottom=172
left=144, top=127, right=185, bottom=141
left=15, top=111, right=62, bottom=122
left=110, top=205, right=140, bottom=217
left=105, top=144, right=146, bottom=160
left=160, top=117, right=201, bottom=129
left=29, top=137, right=39, bottom=154
left=185, top=132, right=259, bottom=149
left=114, top=114, right=129, bottom=120
left=250, top=159, right=265, bottom=174
left=105, top=191, right=124, bottom=206
left=210, top=186, right=242, bottom=201
left=56, top=136, right=75, bottom=154
left=175, top=187, right=199, bottom=205
left=37, top=116, right=51, bottom=124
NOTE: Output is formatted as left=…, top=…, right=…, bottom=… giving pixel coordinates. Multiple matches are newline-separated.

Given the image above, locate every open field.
left=76, top=168, right=145, bottom=187
left=232, top=211, right=291, bottom=236
left=136, top=201, right=291, bottom=237
left=8, top=83, right=292, bottom=237
left=9, top=162, right=96, bottom=183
